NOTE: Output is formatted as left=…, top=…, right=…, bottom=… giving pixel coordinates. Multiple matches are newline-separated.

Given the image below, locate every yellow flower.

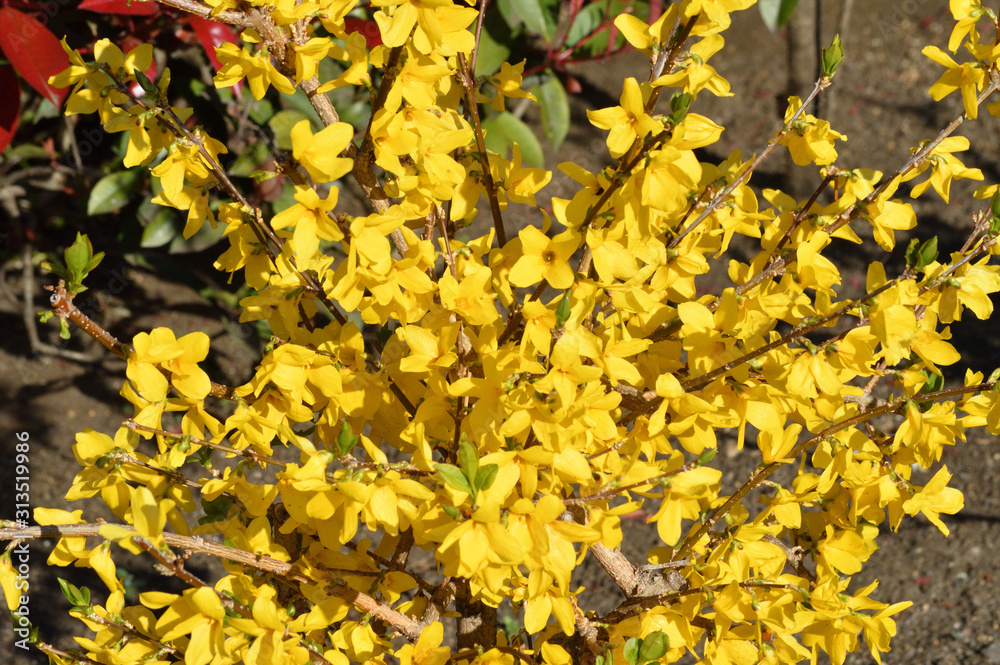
left=439, top=265, right=500, bottom=326
left=899, top=135, right=983, bottom=202
left=902, top=466, right=964, bottom=535
left=780, top=96, right=845, bottom=166
left=290, top=119, right=355, bottom=183
left=923, top=44, right=987, bottom=118
left=487, top=60, right=536, bottom=112
left=587, top=77, right=662, bottom=157
left=127, top=328, right=211, bottom=401
left=272, top=185, right=345, bottom=259
left=508, top=226, right=580, bottom=289
left=214, top=42, right=296, bottom=100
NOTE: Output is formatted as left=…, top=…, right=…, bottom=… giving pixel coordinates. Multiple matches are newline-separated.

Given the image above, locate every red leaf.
left=344, top=17, right=383, bottom=49
left=0, top=8, right=69, bottom=106
left=78, top=0, right=159, bottom=16
left=187, top=16, right=242, bottom=97
left=188, top=16, right=239, bottom=71
left=0, top=65, right=21, bottom=153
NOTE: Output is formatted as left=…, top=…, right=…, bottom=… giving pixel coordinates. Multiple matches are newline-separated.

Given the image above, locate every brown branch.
left=457, top=52, right=508, bottom=247
left=48, top=286, right=243, bottom=402
left=153, top=0, right=249, bottom=27
left=671, top=77, right=830, bottom=251
left=670, top=381, right=997, bottom=563
left=734, top=70, right=1000, bottom=303
left=0, top=523, right=423, bottom=641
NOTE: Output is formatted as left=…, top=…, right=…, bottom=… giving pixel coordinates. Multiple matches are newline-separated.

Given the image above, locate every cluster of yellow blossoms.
left=6, top=0, right=1000, bottom=664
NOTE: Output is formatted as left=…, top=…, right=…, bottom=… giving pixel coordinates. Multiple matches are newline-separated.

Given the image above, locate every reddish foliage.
left=0, top=65, right=21, bottom=153
left=344, top=17, right=382, bottom=50
left=0, top=7, right=69, bottom=106
left=188, top=16, right=239, bottom=72
left=78, top=0, right=160, bottom=16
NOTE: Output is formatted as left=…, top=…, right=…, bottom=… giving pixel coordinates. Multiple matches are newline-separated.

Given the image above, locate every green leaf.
left=457, top=437, right=479, bottom=486
left=475, top=11, right=515, bottom=77
left=623, top=637, right=640, bottom=665
left=248, top=98, right=275, bottom=126
left=482, top=112, right=545, bottom=168
left=822, top=34, right=844, bottom=78
left=269, top=109, right=312, bottom=151
left=919, top=236, right=938, bottom=268
left=64, top=233, right=94, bottom=277
left=230, top=141, right=271, bottom=177
left=506, top=0, right=552, bottom=41
left=564, top=1, right=606, bottom=47
left=669, top=92, right=692, bottom=125
left=139, top=207, right=179, bottom=249
left=40, top=260, right=69, bottom=280
left=531, top=71, right=570, bottom=147
left=920, top=371, right=944, bottom=395
left=337, top=420, right=359, bottom=455
left=134, top=69, right=158, bottom=96
left=758, top=0, right=799, bottom=32
left=58, top=578, right=81, bottom=605
left=637, top=631, right=669, bottom=663
left=88, top=170, right=141, bottom=216
left=555, top=291, right=572, bottom=326
left=434, top=463, right=474, bottom=496
left=475, top=464, right=498, bottom=492
left=57, top=578, right=90, bottom=607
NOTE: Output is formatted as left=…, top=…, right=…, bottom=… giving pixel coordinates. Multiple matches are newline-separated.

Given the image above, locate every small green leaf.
left=637, top=631, right=669, bottom=663
left=555, top=291, right=572, bottom=327
left=905, top=237, right=921, bottom=271
left=57, top=578, right=90, bottom=608
left=443, top=504, right=462, bottom=519
left=64, top=233, right=94, bottom=277
left=139, top=209, right=179, bottom=248
left=58, top=578, right=80, bottom=605
left=919, top=236, right=939, bottom=268
left=822, top=34, right=844, bottom=78
left=250, top=170, right=280, bottom=183
left=697, top=448, right=717, bottom=464
left=564, top=2, right=606, bottom=47
left=531, top=71, right=570, bottom=147
left=758, top=0, right=799, bottom=32
left=482, top=112, right=544, bottom=168
left=337, top=420, right=359, bottom=455
left=506, top=0, right=552, bottom=41
left=435, top=463, right=474, bottom=496
left=920, top=371, right=944, bottom=395
left=40, top=260, right=69, bottom=280
left=475, top=464, right=498, bottom=492
left=457, top=437, right=479, bottom=486
left=668, top=92, right=692, bottom=125
left=59, top=319, right=71, bottom=340
left=88, top=170, right=141, bottom=216
left=990, top=189, right=1000, bottom=222
left=134, top=69, right=158, bottom=96
left=623, top=637, right=640, bottom=665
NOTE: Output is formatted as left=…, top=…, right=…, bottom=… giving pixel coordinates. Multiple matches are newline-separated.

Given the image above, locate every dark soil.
left=2, top=1, right=999, bottom=663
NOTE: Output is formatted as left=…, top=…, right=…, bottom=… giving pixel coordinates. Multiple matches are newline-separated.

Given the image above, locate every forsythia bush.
left=6, top=0, right=1000, bottom=663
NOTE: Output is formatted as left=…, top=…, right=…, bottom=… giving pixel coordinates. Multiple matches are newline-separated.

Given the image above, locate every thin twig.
left=457, top=52, right=508, bottom=247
